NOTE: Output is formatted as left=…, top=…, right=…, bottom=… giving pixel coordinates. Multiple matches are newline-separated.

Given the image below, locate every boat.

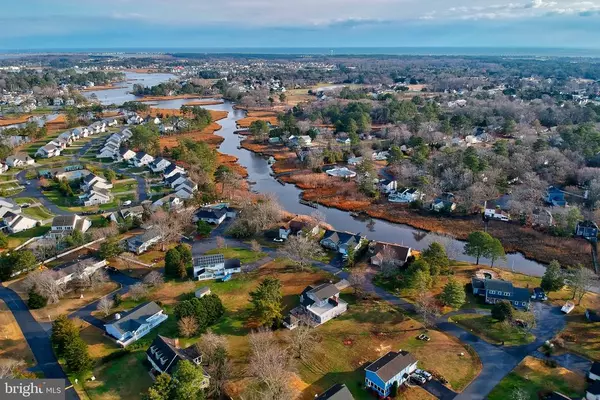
left=561, top=301, right=575, bottom=314
left=299, top=199, right=318, bottom=209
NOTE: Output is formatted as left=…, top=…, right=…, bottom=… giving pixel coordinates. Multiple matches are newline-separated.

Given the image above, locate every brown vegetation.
left=183, top=100, right=224, bottom=106
left=159, top=124, right=224, bottom=149
left=0, top=115, right=33, bottom=127
left=236, top=111, right=279, bottom=128
left=240, top=141, right=294, bottom=162
left=0, top=301, right=35, bottom=364
left=136, top=94, right=210, bottom=102
left=81, top=83, right=123, bottom=91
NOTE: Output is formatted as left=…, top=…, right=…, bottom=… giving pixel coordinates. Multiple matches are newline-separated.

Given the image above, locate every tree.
left=23, top=270, right=64, bottom=304
left=249, top=120, right=270, bottom=143
left=171, top=360, right=206, bottom=400
left=421, top=242, right=450, bottom=275
left=51, top=315, right=79, bottom=357
left=249, top=278, right=283, bottom=327
left=487, top=238, right=506, bottom=267
left=99, top=238, right=123, bottom=259
left=104, top=169, right=117, bottom=183
left=348, top=267, right=367, bottom=299
left=27, top=288, right=47, bottom=309
left=415, top=292, right=440, bottom=328
left=250, top=239, right=262, bottom=253
left=97, top=297, right=114, bottom=317
left=205, top=345, right=231, bottom=399
left=440, top=278, right=466, bottom=308
left=196, top=221, right=211, bottom=236
left=492, top=300, right=514, bottom=322
left=130, top=124, right=160, bottom=155
left=165, top=245, right=192, bottom=279
left=0, top=231, right=8, bottom=248
left=568, top=265, right=597, bottom=304
left=145, top=373, right=172, bottom=400
left=541, top=260, right=564, bottom=294
left=464, top=231, right=493, bottom=265
left=511, top=387, right=528, bottom=400
left=64, top=335, right=92, bottom=373
left=143, top=271, right=164, bottom=288
left=278, top=235, right=324, bottom=271
left=129, top=282, right=149, bottom=301
left=178, top=316, right=199, bottom=338
left=149, top=210, right=187, bottom=251
left=287, top=320, right=317, bottom=361
left=216, top=236, right=226, bottom=249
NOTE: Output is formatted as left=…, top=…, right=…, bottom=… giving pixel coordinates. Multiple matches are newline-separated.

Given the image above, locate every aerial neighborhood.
left=0, top=49, right=598, bottom=400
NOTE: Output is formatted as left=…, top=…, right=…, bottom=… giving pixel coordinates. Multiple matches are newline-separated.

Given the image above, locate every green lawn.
left=487, top=356, right=585, bottom=400
left=0, top=174, right=16, bottom=182
left=14, top=197, right=37, bottom=205
left=7, top=225, right=51, bottom=248
left=22, top=205, right=54, bottom=221
left=450, top=314, right=535, bottom=345
left=205, top=247, right=267, bottom=264
left=112, top=181, right=137, bottom=194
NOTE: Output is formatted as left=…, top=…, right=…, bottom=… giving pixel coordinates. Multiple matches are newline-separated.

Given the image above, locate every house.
left=372, top=151, right=389, bottom=161
left=127, top=115, right=144, bottom=125
left=545, top=186, right=567, bottom=207
left=57, top=131, right=75, bottom=145
left=431, top=193, right=457, bottom=212
left=115, top=148, right=136, bottom=162
left=532, top=208, right=554, bottom=227
left=120, top=206, right=144, bottom=220
left=79, top=188, right=112, bottom=206
left=166, top=172, right=188, bottom=189
left=2, top=213, right=38, bottom=234
left=484, top=199, right=511, bottom=222
left=0, top=162, right=8, bottom=173
left=326, top=167, right=357, bottom=178
left=51, top=137, right=70, bottom=150
left=378, top=179, right=398, bottom=194
left=336, top=137, right=351, bottom=145
left=297, top=283, right=347, bottom=326
left=347, top=156, right=363, bottom=166
left=279, top=219, right=307, bottom=240
left=81, top=174, right=113, bottom=192
left=174, top=179, right=198, bottom=193
left=576, top=220, right=599, bottom=239
left=315, top=384, right=355, bottom=400
left=149, top=157, right=172, bottom=173
left=163, top=163, right=186, bottom=179
left=54, top=97, right=64, bottom=106
left=127, top=230, right=163, bottom=254
left=587, top=382, right=600, bottom=400
left=586, top=310, right=600, bottom=323
left=35, top=143, right=61, bottom=158
left=131, top=152, right=154, bottom=167
left=146, top=336, right=208, bottom=386
left=52, top=257, right=107, bottom=286
left=193, top=254, right=241, bottom=281
left=369, top=242, right=412, bottom=267
left=49, top=215, right=91, bottom=238
left=97, top=145, right=119, bottom=159
left=103, top=118, right=118, bottom=127
left=0, top=197, right=21, bottom=218
left=388, top=188, right=423, bottom=203
left=365, top=350, right=418, bottom=397
left=105, top=301, right=168, bottom=347
left=5, top=153, right=34, bottom=167
left=174, top=186, right=195, bottom=200
left=589, top=361, right=600, bottom=381
left=152, top=195, right=183, bottom=210
left=471, top=278, right=531, bottom=309
left=320, top=229, right=363, bottom=255
left=195, top=208, right=227, bottom=225
left=195, top=287, right=211, bottom=298
left=159, top=124, right=176, bottom=134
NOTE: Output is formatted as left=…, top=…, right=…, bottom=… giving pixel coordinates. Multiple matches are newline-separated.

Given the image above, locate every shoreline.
left=135, top=94, right=218, bottom=102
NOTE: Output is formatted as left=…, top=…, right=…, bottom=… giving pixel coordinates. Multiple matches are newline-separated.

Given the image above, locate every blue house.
left=575, top=220, right=599, bottom=239
left=364, top=350, right=418, bottom=397
left=544, top=186, right=566, bottom=207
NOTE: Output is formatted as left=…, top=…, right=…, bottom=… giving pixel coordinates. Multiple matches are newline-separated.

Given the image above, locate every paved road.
left=531, top=350, right=592, bottom=376
left=14, top=170, right=75, bottom=215
left=0, top=286, right=80, bottom=400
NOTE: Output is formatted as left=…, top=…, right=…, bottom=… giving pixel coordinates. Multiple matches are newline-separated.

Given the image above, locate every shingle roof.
left=316, top=384, right=355, bottom=400
left=146, top=335, right=201, bottom=374
left=365, top=350, right=417, bottom=383
left=52, top=215, right=77, bottom=227
left=321, top=229, right=362, bottom=247
left=194, top=254, right=225, bottom=268
left=196, top=208, right=226, bottom=220
left=371, top=242, right=411, bottom=263
left=128, top=230, right=162, bottom=247
left=307, top=283, right=340, bottom=302
left=107, top=301, right=162, bottom=336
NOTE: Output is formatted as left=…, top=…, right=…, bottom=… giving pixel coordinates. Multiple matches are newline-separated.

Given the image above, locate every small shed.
left=195, top=286, right=211, bottom=298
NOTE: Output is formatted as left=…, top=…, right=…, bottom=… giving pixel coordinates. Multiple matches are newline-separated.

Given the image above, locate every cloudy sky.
left=3, top=0, right=600, bottom=50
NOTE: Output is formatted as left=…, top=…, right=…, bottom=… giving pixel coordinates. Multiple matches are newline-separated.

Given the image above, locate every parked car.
left=417, top=334, right=431, bottom=341
left=21, top=203, right=30, bottom=208
left=561, top=301, right=575, bottom=314
left=415, top=369, right=433, bottom=381
left=410, top=373, right=426, bottom=385
left=531, top=287, right=548, bottom=301
left=123, top=200, right=132, bottom=206
left=273, top=238, right=284, bottom=242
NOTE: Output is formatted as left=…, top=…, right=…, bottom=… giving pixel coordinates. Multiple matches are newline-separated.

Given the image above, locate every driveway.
left=13, top=170, right=74, bottom=215
left=0, top=286, right=80, bottom=400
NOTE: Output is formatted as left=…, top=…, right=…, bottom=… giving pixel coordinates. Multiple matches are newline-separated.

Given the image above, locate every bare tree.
left=196, top=331, right=228, bottom=361
left=250, top=239, right=262, bottom=253
left=143, top=271, right=164, bottom=288
left=309, top=210, right=326, bottom=232
left=229, top=195, right=283, bottom=237
left=128, top=282, right=149, bottom=301
left=216, top=236, right=226, bottom=249
left=23, top=270, right=64, bottom=304
left=247, top=328, right=298, bottom=400
left=97, top=297, right=114, bottom=317
left=0, top=359, right=24, bottom=379
left=278, top=235, right=324, bottom=271
left=415, top=292, right=440, bottom=328
left=348, top=267, right=367, bottom=300
left=178, top=316, right=199, bottom=338
left=90, top=270, right=109, bottom=291
left=90, top=224, right=119, bottom=241
left=148, top=209, right=183, bottom=251
left=511, top=387, right=528, bottom=400
left=380, top=245, right=400, bottom=277
left=567, top=266, right=597, bottom=304
left=287, top=319, right=317, bottom=361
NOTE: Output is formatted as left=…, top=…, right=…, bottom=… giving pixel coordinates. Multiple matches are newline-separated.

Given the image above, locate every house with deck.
left=193, top=253, right=241, bottom=281
left=364, top=350, right=418, bottom=397
left=471, top=278, right=531, bottom=309
left=295, top=283, right=347, bottom=326
left=127, top=230, right=163, bottom=254
left=1, top=212, right=38, bottom=234
left=52, top=257, right=107, bottom=286
left=105, top=301, right=168, bottom=347
left=6, top=153, right=34, bottom=168
left=146, top=335, right=209, bottom=386
left=195, top=208, right=227, bottom=225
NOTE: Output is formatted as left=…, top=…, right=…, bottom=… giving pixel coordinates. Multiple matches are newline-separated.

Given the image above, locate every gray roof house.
left=364, top=350, right=418, bottom=398
left=320, top=229, right=363, bottom=255
left=294, top=283, right=347, bottom=327
left=472, top=278, right=531, bottom=309
left=193, top=254, right=241, bottom=281
left=127, top=230, right=162, bottom=254
left=146, top=335, right=208, bottom=386
left=316, top=383, right=355, bottom=400
left=105, top=301, right=168, bottom=347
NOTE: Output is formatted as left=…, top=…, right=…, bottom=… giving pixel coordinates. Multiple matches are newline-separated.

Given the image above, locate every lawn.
left=205, top=247, right=267, bottom=264
left=487, top=356, right=585, bottom=400
left=14, top=197, right=37, bottom=205
left=112, top=181, right=137, bottom=194
left=22, top=205, right=54, bottom=221
left=450, top=313, right=535, bottom=345
left=7, top=225, right=51, bottom=248
left=0, top=173, right=16, bottom=182
left=556, top=314, right=600, bottom=360
left=0, top=300, right=36, bottom=365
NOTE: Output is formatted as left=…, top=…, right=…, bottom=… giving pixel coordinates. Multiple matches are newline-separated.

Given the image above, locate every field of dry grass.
left=0, top=301, right=35, bottom=365
left=0, top=114, right=33, bottom=127
left=236, top=111, right=279, bottom=128
left=182, top=100, right=224, bottom=106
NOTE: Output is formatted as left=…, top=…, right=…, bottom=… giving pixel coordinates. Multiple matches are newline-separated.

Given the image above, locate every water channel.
left=86, top=72, right=549, bottom=277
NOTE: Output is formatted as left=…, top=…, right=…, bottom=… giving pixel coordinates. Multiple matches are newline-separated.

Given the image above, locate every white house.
left=132, top=151, right=155, bottom=167
left=163, top=163, right=186, bottom=179
left=193, top=254, right=241, bottom=281
left=127, top=230, right=163, bottom=254
left=166, top=173, right=188, bottom=188
left=174, top=179, right=198, bottom=193
left=127, top=115, right=144, bottom=125
left=195, top=208, right=227, bottom=225
left=36, top=143, right=61, bottom=158
left=0, top=197, right=21, bottom=218
left=0, top=162, right=8, bottom=173
left=81, top=174, right=113, bottom=191
left=116, top=148, right=136, bottom=162
left=388, top=188, right=423, bottom=203
left=79, top=188, right=112, bottom=206
left=152, top=195, right=183, bottom=210
left=174, top=186, right=195, bottom=200
left=48, top=215, right=92, bottom=238
left=2, top=213, right=38, bottom=233
left=379, top=179, right=398, bottom=194
left=296, top=283, right=347, bottom=326
left=149, top=157, right=171, bottom=173
left=52, top=257, right=107, bottom=286
left=105, top=301, right=168, bottom=347
left=326, top=167, right=357, bottom=178
left=484, top=199, right=510, bottom=222
left=5, top=153, right=34, bottom=167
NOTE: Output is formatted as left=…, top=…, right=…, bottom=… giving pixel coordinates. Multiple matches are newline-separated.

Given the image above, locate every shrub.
left=27, top=289, right=47, bottom=309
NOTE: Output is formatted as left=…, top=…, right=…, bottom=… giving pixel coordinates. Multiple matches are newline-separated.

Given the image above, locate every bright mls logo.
left=2, top=379, right=64, bottom=400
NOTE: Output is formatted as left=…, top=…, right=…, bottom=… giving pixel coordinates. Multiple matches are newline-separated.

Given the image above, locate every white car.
left=273, top=238, right=284, bottom=243
left=122, top=200, right=132, bottom=206
left=415, top=369, right=432, bottom=381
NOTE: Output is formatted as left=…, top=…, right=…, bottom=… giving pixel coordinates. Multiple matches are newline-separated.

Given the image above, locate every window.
left=522, top=302, right=526, bottom=306
left=514, top=301, right=518, bottom=305
left=505, top=292, right=511, bottom=296
left=489, top=290, right=495, bottom=294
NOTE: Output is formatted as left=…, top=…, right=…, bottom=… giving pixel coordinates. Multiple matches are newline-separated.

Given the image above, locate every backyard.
left=205, top=247, right=267, bottom=264
left=450, top=313, right=535, bottom=346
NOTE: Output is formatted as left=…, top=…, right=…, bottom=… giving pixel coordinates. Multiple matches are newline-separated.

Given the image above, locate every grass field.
left=7, top=225, right=51, bottom=248
left=22, top=205, right=54, bottom=221
left=112, top=180, right=137, bottom=194
left=487, top=356, right=585, bottom=400
left=205, top=247, right=266, bottom=264
left=450, top=314, right=535, bottom=346
left=14, top=197, right=37, bottom=205
left=0, top=173, right=16, bottom=182
left=0, top=301, right=36, bottom=365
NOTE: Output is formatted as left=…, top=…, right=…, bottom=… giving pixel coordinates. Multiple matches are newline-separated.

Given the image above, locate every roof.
left=107, top=301, right=163, bottom=336
left=316, top=384, right=355, bottom=400
left=321, top=229, right=362, bottom=247
left=53, top=256, right=103, bottom=277
left=591, top=361, right=600, bottom=376
left=128, top=230, right=162, bottom=247
left=196, top=208, right=226, bottom=220
left=484, top=279, right=514, bottom=293
left=194, top=253, right=225, bottom=268
left=146, top=335, right=201, bottom=374
left=52, top=215, right=77, bottom=227
left=588, top=381, right=600, bottom=396
left=365, top=350, right=417, bottom=383
left=306, top=283, right=340, bottom=302
left=164, top=163, right=181, bottom=174
left=371, top=242, right=411, bottom=262
left=195, top=286, right=211, bottom=295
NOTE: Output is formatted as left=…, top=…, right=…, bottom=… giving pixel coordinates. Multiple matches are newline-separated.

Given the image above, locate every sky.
left=2, top=0, right=600, bottom=50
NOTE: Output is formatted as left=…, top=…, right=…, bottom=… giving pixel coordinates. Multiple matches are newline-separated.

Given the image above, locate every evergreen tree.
left=491, top=301, right=514, bottom=322
left=249, top=277, right=283, bottom=327
left=541, top=260, right=564, bottom=294
left=464, top=231, right=493, bottom=265
left=51, top=315, right=79, bottom=357
left=145, top=373, right=172, bottom=400
left=171, top=360, right=206, bottom=400
left=440, top=278, right=466, bottom=308
left=421, top=242, right=450, bottom=275
left=64, top=335, right=92, bottom=373
left=27, top=288, right=47, bottom=309
left=487, top=238, right=506, bottom=267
